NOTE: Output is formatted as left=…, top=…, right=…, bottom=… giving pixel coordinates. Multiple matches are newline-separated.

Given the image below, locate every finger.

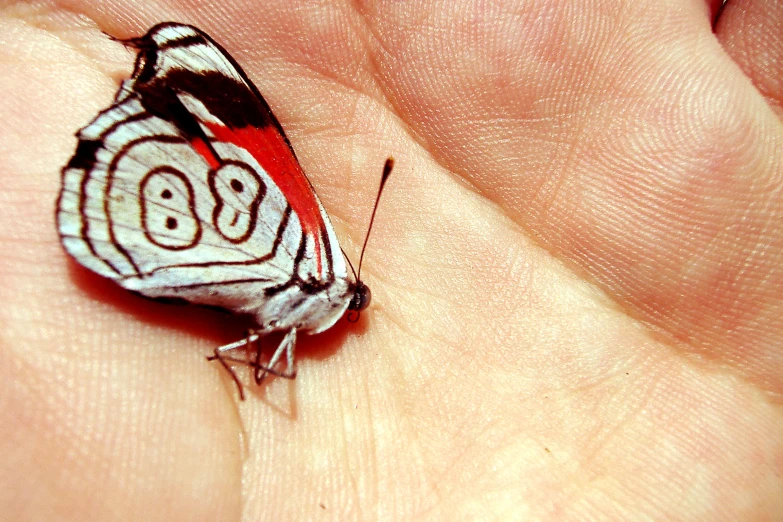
left=715, top=0, right=783, bottom=118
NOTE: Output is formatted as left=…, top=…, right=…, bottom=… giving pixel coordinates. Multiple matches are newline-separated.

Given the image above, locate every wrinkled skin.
left=1, top=1, right=782, bottom=520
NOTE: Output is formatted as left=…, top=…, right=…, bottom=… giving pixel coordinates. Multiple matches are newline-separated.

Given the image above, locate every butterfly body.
left=57, top=23, right=373, bottom=391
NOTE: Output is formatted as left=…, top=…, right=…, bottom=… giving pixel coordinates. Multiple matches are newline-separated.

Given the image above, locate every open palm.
left=1, top=1, right=781, bottom=520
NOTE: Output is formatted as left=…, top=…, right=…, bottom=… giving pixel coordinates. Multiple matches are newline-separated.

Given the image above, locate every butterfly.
left=56, top=22, right=391, bottom=399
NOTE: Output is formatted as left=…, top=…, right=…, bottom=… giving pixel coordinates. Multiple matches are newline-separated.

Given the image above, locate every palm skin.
left=1, top=0, right=781, bottom=520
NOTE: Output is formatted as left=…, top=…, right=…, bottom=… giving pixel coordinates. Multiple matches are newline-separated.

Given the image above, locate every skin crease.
left=0, top=0, right=781, bottom=520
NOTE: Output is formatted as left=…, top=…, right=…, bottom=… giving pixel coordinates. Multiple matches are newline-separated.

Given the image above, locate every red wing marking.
left=204, top=122, right=324, bottom=273
left=190, top=137, right=220, bottom=170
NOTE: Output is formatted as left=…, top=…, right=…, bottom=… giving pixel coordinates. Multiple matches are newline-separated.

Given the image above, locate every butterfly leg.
left=241, top=329, right=297, bottom=380
left=254, top=328, right=297, bottom=384
left=208, top=329, right=298, bottom=397
left=210, top=349, right=245, bottom=401
left=207, top=332, right=263, bottom=401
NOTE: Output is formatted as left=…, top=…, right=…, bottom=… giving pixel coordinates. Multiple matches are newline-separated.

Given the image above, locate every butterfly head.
left=348, top=280, right=371, bottom=312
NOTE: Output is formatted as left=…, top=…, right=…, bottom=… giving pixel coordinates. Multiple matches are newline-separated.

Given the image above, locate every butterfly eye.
left=348, top=281, right=371, bottom=312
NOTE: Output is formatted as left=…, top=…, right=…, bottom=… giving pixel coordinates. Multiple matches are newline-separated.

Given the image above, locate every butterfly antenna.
left=357, top=158, right=394, bottom=281
left=342, top=247, right=358, bottom=280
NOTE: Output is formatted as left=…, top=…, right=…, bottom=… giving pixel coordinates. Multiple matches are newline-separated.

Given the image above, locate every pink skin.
left=1, top=1, right=782, bottom=520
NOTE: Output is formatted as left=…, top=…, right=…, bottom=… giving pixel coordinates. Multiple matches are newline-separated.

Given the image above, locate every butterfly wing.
left=57, top=23, right=352, bottom=331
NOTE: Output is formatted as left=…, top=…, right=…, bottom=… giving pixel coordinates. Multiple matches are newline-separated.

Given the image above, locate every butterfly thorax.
left=254, top=274, right=359, bottom=334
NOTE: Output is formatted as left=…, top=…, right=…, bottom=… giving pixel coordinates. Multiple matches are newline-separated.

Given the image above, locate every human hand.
left=1, top=1, right=781, bottom=520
